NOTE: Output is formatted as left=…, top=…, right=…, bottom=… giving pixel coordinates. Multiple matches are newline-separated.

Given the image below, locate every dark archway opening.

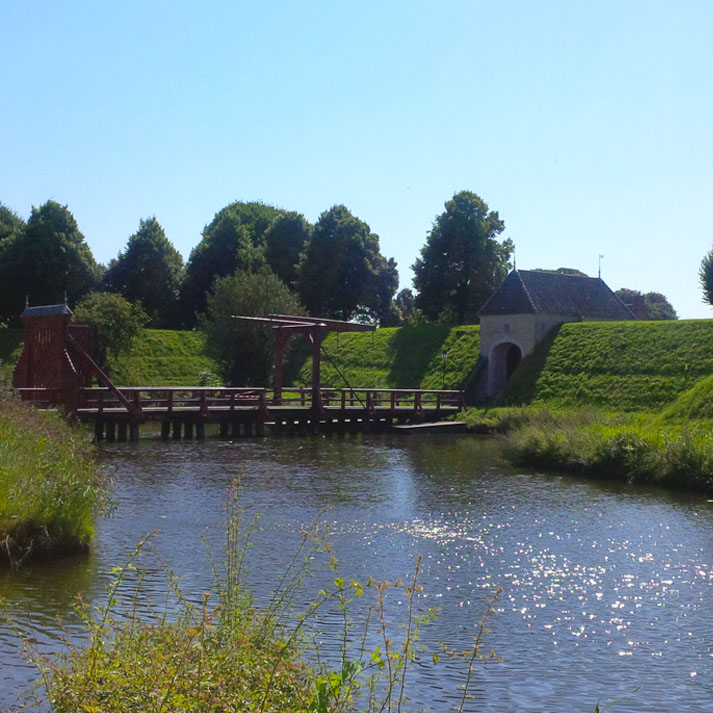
left=506, top=344, right=522, bottom=379
left=488, top=341, right=524, bottom=398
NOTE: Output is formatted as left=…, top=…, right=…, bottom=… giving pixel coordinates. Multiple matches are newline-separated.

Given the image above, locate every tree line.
left=0, top=190, right=682, bottom=378
left=0, top=191, right=523, bottom=331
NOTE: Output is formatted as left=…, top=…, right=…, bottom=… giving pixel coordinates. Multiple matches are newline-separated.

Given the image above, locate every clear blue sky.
left=2, top=0, right=712, bottom=318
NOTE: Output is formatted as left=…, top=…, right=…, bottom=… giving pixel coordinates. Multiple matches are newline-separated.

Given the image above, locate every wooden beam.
left=268, top=314, right=376, bottom=333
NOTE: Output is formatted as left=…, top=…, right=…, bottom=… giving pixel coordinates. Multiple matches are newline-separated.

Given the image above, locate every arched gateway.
left=478, top=270, right=636, bottom=399
left=487, top=340, right=523, bottom=397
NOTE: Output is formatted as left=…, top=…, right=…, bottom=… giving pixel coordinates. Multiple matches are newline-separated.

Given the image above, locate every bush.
left=73, top=292, right=148, bottom=370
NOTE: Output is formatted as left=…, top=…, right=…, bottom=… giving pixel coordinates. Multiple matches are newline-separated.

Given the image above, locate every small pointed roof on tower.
left=21, top=303, right=73, bottom=318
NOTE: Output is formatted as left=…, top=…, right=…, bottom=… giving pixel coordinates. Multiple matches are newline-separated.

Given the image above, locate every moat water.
left=1, top=434, right=713, bottom=712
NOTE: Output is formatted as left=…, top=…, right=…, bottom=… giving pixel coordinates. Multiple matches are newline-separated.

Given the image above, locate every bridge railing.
left=324, top=388, right=464, bottom=411
left=271, top=387, right=464, bottom=411
left=77, top=387, right=268, bottom=417
left=24, top=385, right=464, bottom=417
left=16, top=387, right=63, bottom=409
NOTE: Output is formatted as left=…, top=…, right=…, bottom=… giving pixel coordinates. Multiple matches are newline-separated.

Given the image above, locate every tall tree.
left=103, top=217, right=185, bottom=327
left=412, top=191, right=513, bottom=324
left=615, top=287, right=678, bottom=320
left=200, top=267, right=304, bottom=386
left=298, top=205, right=398, bottom=322
left=0, top=200, right=100, bottom=321
left=180, top=201, right=284, bottom=324
left=0, top=205, right=26, bottom=322
left=0, top=203, right=24, bottom=245
left=264, top=212, right=311, bottom=288
left=394, top=287, right=416, bottom=324
left=700, top=247, right=713, bottom=308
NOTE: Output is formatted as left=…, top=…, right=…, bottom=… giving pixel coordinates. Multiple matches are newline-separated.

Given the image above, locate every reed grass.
left=0, top=391, right=106, bottom=564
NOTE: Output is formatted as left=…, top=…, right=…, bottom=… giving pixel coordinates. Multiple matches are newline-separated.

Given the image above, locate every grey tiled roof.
left=479, top=270, right=635, bottom=320
left=21, top=304, right=73, bottom=318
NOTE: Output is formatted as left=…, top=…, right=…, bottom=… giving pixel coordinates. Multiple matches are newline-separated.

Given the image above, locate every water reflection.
left=1, top=433, right=713, bottom=712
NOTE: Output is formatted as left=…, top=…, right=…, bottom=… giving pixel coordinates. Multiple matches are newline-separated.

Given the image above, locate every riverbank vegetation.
left=30, top=493, right=499, bottom=712
left=461, top=406, right=713, bottom=492
left=0, top=392, right=106, bottom=564
left=464, top=318, right=713, bottom=492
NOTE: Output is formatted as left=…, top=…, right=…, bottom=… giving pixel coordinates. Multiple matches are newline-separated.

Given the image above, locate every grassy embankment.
left=463, top=320, right=713, bottom=491
left=294, top=324, right=480, bottom=391
left=108, top=329, right=221, bottom=386
left=0, top=392, right=105, bottom=564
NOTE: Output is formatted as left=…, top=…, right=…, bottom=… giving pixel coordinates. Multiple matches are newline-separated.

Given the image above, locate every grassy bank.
left=462, top=406, right=713, bottom=492
left=108, top=329, right=221, bottom=386
left=295, top=324, right=480, bottom=390
left=0, top=392, right=106, bottom=563
left=502, top=320, right=713, bottom=411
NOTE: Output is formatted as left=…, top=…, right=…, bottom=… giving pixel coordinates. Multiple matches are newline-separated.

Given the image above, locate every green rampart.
left=109, top=329, right=221, bottom=386
left=501, top=319, right=713, bottom=411
left=294, top=324, right=480, bottom=390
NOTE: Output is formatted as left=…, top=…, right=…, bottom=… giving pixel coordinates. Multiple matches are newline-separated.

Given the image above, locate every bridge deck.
left=19, top=386, right=465, bottom=440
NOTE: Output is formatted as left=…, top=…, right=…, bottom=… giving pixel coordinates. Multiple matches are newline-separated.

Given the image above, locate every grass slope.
left=109, top=329, right=221, bottom=386
left=294, top=324, right=480, bottom=390
left=662, top=373, right=713, bottom=421
left=501, top=320, right=713, bottom=411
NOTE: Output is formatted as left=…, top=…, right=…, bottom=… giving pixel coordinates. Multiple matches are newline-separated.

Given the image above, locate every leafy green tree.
left=0, top=205, right=26, bottom=322
left=264, top=212, right=311, bottom=288
left=73, top=292, right=148, bottom=370
left=700, top=248, right=713, bottom=308
left=394, top=288, right=416, bottom=324
left=180, top=202, right=286, bottom=324
left=0, top=201, right=101, bottom=322
left=413, top=191, right=513, bottom=324
left=615, top=288, right=678, bottom=320
left=0, top=203, right=24, bottom=245
left=298, top=205, right=398, bottom=322
left=103, top=217, right=185, bottom=327
left=200, top=267, right=304, bottom=386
